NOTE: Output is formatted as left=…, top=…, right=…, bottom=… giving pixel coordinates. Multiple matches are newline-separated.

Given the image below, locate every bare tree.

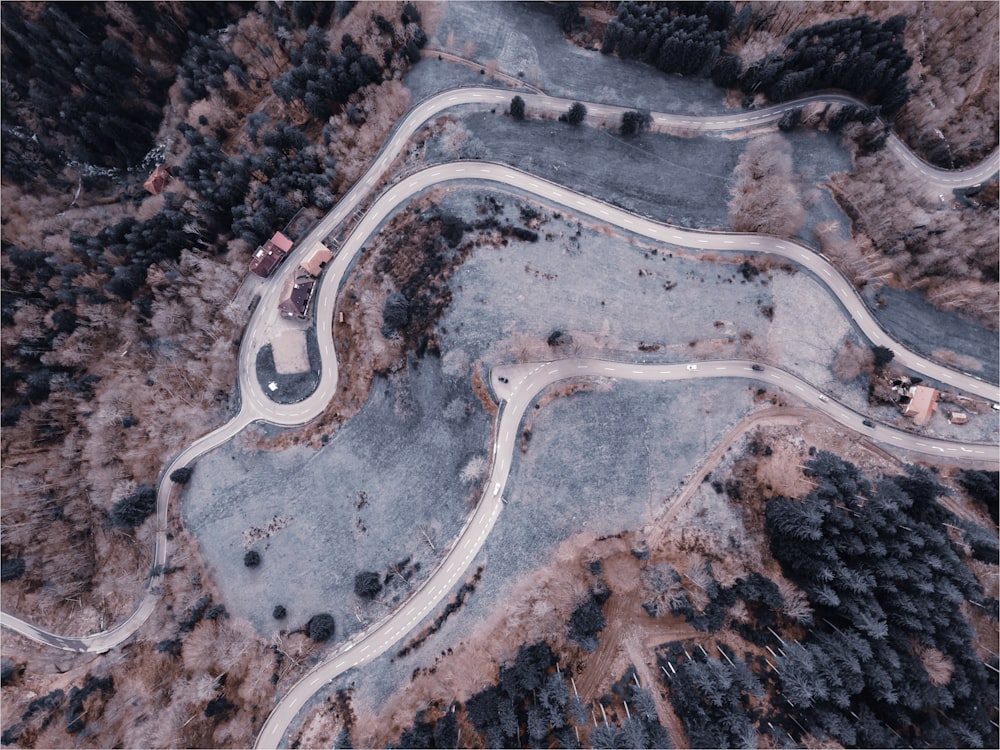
left=728, top=134, right=804, bottom=236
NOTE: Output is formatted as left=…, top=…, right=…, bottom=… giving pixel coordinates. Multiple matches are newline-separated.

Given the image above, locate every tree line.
left=602, top=1, right=744, bottom=78
left=651, top=452, right=997, bottom=747
left=1, top=2, right=249, bottom=182
left=600, top=2, right=912, bottom=118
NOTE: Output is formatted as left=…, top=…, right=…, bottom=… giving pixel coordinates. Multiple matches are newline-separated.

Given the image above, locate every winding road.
left=2, top=83, right=997, bottom=746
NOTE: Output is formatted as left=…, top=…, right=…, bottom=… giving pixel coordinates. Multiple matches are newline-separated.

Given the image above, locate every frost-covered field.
left=183, top=356, right=490, bottom=638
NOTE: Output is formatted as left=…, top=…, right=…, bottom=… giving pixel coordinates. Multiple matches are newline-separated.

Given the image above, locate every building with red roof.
left=249, top=232, right=294, bottom=277
left=278, top=267, right=317, bottom=318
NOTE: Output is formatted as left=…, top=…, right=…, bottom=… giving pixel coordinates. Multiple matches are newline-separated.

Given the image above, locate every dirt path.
left=625, top=632, right=688, bottom=746
left=574, top=587, right=642, bottom=706
left=648, top=403, right=915, bottom=542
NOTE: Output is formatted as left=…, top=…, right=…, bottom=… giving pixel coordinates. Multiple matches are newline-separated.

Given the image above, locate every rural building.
left=278, top=267, right=316, bottom=318
left=143, top=165, right=171, bottom=195
left=300, top=243, right=334, bottom=277
left=903, top=385, right=938, bottom=426
left=249, top=232, right=294, bottom=277
left=948, top=411, right=969, bottom=425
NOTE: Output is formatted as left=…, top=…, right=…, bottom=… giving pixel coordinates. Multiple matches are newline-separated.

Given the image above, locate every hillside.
left=1, top=2, right=996, bottom=748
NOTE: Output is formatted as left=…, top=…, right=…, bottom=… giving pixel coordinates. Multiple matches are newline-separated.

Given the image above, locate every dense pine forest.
left=382, top=454, right=998, bottom=748
left=602, top=3, right=912, bottom=117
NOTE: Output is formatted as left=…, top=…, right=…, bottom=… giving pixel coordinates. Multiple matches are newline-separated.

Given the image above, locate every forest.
left=1, top=0, right=426, bottom=614
left=601, top=2, right=912, bottom=117
left=1, top=3, right=431, bottom=747
left=377, top=452, right=997, bottom=749
left=390, top=641, right=674, bottom=749
left=2, top=2, right=998, bottom=747
left=651, top=453, right=1000, bottom=747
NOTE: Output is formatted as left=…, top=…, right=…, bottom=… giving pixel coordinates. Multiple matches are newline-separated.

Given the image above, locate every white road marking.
left=47, top=87, right=995, bottom=750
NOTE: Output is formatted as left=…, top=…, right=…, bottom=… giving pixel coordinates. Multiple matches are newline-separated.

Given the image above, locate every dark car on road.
left=751, top=364, right=764, bottom=371
left=862, top=419, right=875, bottom=428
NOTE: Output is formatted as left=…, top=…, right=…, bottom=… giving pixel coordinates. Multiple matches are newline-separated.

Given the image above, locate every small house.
left=903, top=385, right=938, bottom=427
left=301, top=243, right=334, bottom=277
left=278, top=267, right=316, bottom=318
left=250, top=232, right=294, bottom=278
left=948, top=411, right=968, bottom=425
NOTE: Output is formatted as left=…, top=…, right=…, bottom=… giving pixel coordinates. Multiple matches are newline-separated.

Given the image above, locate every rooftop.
left=301, top=243, right=334, bottom=277
left=249, top=232, right=294, bottom=277
left=903, top=385, right=938, bottom=427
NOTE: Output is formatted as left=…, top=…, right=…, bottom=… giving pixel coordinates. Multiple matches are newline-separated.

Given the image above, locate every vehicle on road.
left=751, top=364, right=764, bottom=371
left=818, top=394, right=829, bottom=402
left=498, top=376, right=508, bottom=384
left=862, top=419, right=875, bottom=428
left=686, top=364, right=697, bottom=371
left=493, top=482, right=501, bottom=496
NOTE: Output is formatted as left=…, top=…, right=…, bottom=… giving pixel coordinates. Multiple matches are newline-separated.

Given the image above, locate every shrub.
left=273, top=605, right=287, bottom=620
left=169, top=467, right=193, bottom=484
left=0, top=558, right=26, bottom=582
left=510, top=95, right=526, bottom=121
left=307, top=613, right=336, bottom=641
left=620, top=109, right=651, bottom=137
left=382, top=292, right=410, bottom=330
left=244, top=550, right=261, bottom=568
left=1, top=658, right=17, bottom=686
left=354, top=571, right=383, bottom=600
left=565, top=101, right=587, bottom=125
left=569, top=594, right=607, bottom=650
left=110, top=485, right=157, bottom=527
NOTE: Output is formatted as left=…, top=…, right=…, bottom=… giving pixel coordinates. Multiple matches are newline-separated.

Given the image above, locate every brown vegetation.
left=0, top=520, right=299, bottom=749
left=828, top=153, right=999, bottom=328
left=1, top=250, right=247, bottom=629
left=832, top=338, right=874, bottom=382
left=728, top=134, right=804, bottom=236
left=2, top=4, right=436, bottom=747
left=733, top=1, right=998, bottom=167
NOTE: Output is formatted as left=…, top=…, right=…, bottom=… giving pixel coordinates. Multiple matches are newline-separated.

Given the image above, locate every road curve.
left=254, top=356, right=998, bottom=748
left=2, top=84, right=996, bottom=678
left=237, top=84, right=999, bottom=430
left=283, top=159, right=1000, bottom=409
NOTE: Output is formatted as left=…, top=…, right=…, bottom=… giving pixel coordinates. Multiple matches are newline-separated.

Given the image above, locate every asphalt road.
left=254, top=356, right=997, bottom=748
left=2, top=84, right=997, bottom=739
left=250, top=100, right=999, bottom=747
left=238, top=85, right=999, bottom=427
